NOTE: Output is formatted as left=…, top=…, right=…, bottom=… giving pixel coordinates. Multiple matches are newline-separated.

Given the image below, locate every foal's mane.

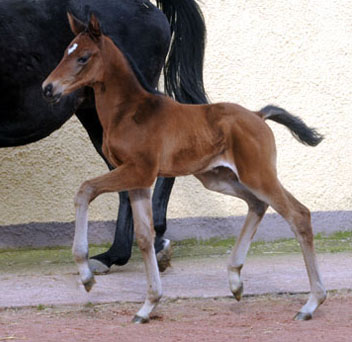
left=114, top=44, right=163, bottom=96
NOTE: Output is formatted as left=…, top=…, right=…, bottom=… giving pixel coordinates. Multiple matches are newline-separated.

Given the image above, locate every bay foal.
left=43, top=13, right=326, bottom=323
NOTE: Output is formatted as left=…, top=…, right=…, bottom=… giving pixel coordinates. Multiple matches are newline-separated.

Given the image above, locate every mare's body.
left=0, top=0, right=207, bottom=270
left=43, top=14, right=326, bottom=323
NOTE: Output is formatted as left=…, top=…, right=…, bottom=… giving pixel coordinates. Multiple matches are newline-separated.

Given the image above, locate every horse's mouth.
left=52, top=93, right=62, bottom=103
left=43, top=93, right=62, bottom=104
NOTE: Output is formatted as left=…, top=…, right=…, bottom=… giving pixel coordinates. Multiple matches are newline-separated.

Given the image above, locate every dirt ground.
left=1, top=291, right=351, bottom=342
left=1, top=242, right=351, bottom=341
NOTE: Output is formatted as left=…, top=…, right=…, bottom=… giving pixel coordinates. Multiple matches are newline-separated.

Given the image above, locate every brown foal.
left=42, top=13, right=326, bottom=323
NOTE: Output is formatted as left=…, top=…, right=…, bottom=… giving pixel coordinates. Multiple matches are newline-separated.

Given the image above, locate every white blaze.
left=68, top=43, right=78, bottom=55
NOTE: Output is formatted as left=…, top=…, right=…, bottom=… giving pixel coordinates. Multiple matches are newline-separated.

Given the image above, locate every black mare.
left=0, top=0, right=207, bottom=271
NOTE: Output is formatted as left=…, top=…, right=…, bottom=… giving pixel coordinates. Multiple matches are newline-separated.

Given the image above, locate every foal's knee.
left=74, top=181, right=95, bottom=207
left=135, top=229, right=154, bottom=252
left=73, top=249, right=89, bottom=263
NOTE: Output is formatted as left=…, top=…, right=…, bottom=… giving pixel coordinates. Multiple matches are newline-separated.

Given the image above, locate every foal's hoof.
left=157, top=239, right=172, bottom=273
left=232, top=283, right=244, bottom=302
left=132, top=315, right=149, bottom=324
left=89, top=259, right=110, bottom=275
left=294, top=312, right=312, bottom=321
left=83, top=277, right=96, bottom=292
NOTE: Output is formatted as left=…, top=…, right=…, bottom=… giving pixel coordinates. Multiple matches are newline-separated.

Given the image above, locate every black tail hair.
left=156, top=0, right=208, bottom=104
left=260, top=105, right=323, bottom=146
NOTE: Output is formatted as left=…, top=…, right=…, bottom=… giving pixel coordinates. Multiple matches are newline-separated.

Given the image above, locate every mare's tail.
left=259, top=105, right=323, bottom=146
left=156, top=0, right=208, bottom=104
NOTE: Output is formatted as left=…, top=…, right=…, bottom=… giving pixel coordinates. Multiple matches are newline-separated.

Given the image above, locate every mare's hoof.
left=157, top=239, right=172, bottom=273
left=132, top=315, right=149, bottom=324
left=89, top=259, right=110, bottom=275
left=83, top=277, right=96, bottom=292
left=294, top=312, right=312, bottom=321
left=232, top=283, right=243, bottom=302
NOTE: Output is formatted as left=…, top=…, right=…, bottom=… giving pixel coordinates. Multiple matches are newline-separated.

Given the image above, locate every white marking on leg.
left=135, top=249, right=162, bottom=321
left=129, top=189, right=162, bottom=322
left=72, top=187, right=94, bottom=290
left=293, top=229, right=326, bottom=318
left=68, top=43, right=78, bottom=55
left=228, top=206, right=266, bottom=296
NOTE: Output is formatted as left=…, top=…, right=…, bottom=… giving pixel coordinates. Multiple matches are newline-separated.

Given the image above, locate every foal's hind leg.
left=279, top=188, right=326, bottom=320
left=242, top=175, right=326, bottom=320
left=195, top=168, right=268, bottom=300
left=227, top=199, right=268, bottom=301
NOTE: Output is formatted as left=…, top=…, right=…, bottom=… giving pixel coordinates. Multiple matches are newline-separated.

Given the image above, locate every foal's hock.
left=43, top=13, right=326, bottom=323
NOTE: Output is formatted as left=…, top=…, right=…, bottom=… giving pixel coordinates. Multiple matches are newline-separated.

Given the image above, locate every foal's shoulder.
left=133, top=94, right=166, bottom=124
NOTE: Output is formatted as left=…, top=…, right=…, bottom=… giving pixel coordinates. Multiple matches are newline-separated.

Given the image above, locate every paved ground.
left=0, top=252, right=351, bottom=308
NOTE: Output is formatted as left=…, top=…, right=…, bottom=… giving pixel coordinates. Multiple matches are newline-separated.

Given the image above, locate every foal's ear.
left=67, top=12, right=86, bottom=36
left=88, top=13, right=102, bottom=40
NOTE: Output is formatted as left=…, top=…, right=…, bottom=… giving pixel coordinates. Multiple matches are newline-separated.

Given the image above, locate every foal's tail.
left=259, top=105, right=323, bottom=146
left=156, top=0, right=208, bottom=104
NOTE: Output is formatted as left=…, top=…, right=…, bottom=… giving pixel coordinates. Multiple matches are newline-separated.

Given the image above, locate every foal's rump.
left=156, top=101, right=322, bottom=181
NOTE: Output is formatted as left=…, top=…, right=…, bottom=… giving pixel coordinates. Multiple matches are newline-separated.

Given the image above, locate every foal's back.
left=146, top=96, right=276, bottom=177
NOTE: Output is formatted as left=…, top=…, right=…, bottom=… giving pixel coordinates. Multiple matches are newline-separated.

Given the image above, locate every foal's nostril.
left=43, top=83, right=53, bottom=98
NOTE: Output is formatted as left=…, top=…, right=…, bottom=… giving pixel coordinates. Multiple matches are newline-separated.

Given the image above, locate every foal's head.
left=42, top=13, right=105, bottom=103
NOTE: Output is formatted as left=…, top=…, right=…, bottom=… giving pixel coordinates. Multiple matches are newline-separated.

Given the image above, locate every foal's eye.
left=77, top=54, right=91, bottom=64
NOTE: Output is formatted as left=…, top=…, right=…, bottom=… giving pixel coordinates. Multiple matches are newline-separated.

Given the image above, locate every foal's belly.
left=158, top=142, right=227, bottom=177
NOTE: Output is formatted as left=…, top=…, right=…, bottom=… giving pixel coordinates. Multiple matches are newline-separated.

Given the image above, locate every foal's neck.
left=92, top=37, right=149, bottom=129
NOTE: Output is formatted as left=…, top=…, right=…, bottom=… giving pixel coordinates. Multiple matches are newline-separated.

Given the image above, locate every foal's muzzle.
left=42, top=83, right=62, bottom=103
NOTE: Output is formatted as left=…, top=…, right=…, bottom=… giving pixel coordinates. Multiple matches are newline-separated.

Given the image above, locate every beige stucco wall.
left=1, top=0, right=352, bottom=227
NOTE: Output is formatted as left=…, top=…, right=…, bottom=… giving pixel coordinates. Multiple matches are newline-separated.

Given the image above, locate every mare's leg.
left=195, top=167, right=268, bottom=300
left=241, top=172, right=326, bottom=320
left=72, top=166, right=161, bottom=322
left=130, top=189, right=162, bottom=323
left=75, top=105, right=170, bottom=272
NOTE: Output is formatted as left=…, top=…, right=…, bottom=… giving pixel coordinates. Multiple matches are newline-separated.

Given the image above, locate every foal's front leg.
left=72, top=166, right=157, bottom=295
left=75, top=107, right=135, bottom=271
left=152, top=177, right=175, bottom=271
left=73, top=185, right=95, bottom=291
left=129, top=189, right=162, bottom=323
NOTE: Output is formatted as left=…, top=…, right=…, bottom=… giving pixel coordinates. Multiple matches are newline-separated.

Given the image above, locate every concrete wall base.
left=0, top=211, right=351, bottom=249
